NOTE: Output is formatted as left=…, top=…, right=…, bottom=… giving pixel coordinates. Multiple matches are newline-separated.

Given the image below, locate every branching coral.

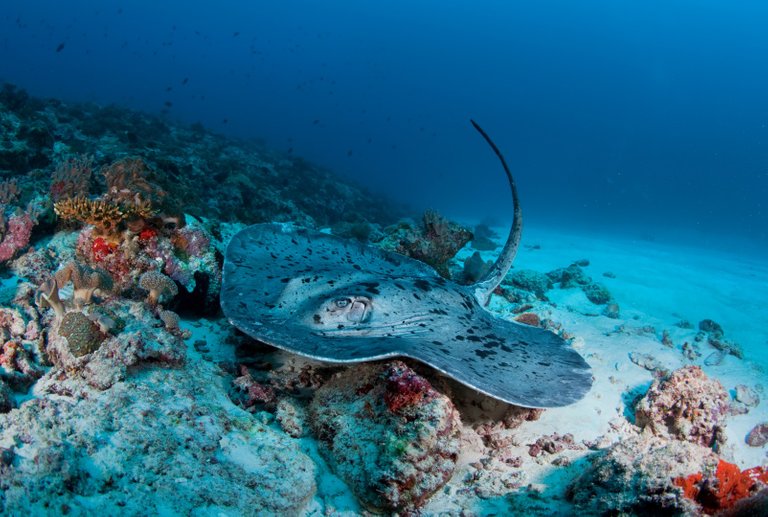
left=53, top=196, right=125, bottom=235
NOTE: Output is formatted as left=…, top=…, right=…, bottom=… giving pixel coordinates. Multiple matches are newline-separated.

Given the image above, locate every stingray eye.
left=334, top=298, right=351, bottom=308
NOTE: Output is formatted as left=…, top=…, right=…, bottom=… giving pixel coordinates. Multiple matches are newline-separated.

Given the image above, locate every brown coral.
left=102, top=157, right=165, bottom=209
left=53, top=196, right=125, bottom=235
left=34, top=278, right=65, bottom=317
left=139, top=271, right=178, bottom=305
left=54, top=261, right=113, bottom=307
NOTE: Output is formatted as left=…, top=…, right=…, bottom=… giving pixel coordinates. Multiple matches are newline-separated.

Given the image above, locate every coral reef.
left=634, top=366, right=730, bottom=448
left=377, top=211, right=472, bottom=277
left=0, top=360, right=317, bottom=515
left=1, top=83, right=400, bottom=228
left=309, top=361, right=461, bottom=512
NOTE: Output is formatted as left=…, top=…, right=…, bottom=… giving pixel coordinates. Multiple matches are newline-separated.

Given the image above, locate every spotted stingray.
left=221, top=121, right=592, bottom=408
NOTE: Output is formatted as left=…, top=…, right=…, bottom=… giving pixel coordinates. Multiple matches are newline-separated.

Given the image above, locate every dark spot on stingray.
left=429, top=309, right=448, bottom=315
left=414, top=279, right=431, bottom=291
left=466, top=335, right=482, bottom=343
left=500, top=344, right=513, bottom=353
left=353, top=264, right=362, bottom=271
left=467, top=328, right=475, bottom=334
left=432, top=341, right=443, bottom=346
left=266, top=303, right=276, bottom=309
left=281, top=278, right=290, bottom=283
left=538, top=361, right=551, bottom=367
left=394, top=283, right=405, bottom=290
left=455, top=335, right=465, bottom=341
left=337, top=324, right=345, bottom=329
left=413, top=293, right=421, bottom=300
left=361, top=282, right=380, bottom=294
left=313, top=314, right=322, bottom=323
left=435, top=277, right=447, bottom=286
left=476, top=350, right=496, bottom=359
left=302, top=277, right=311, bottom=283
left=291, top=239, right=298, bottom=245
left=483, top=341, right=501, bottom=349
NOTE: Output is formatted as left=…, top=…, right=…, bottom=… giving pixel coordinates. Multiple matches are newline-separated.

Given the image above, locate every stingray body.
left=221, top=121, right=592, bottom=408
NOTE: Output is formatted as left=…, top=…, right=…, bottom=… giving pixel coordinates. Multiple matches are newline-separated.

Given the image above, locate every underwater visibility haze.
left=0, top=1, right=767, bottom=515
left=2, top=0, right=767, bottom=252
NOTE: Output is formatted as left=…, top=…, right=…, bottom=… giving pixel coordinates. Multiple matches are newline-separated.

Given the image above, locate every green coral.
left=58, top=312, right=104, bottom=357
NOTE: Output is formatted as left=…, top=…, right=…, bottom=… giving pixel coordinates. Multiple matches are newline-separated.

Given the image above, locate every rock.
left=709, top=337, right=744, bottom=359
left=275, top=398, right=309, bottom=438
left=573, top=258, right=590, bottom=267
left=704, top=350, right=726, bottom=366
left=602, top=303, right=620, bottom=319
left=551, top=264, right=591, bottom=288
left=635, top=366, right=730, bottom=448
left=628, top=352, right=666, bottom=374
left=514, top=312, right=541, bottom=327
left=0, top=379, right=13, bottom=413
left=527, top=432, right=582, bottom=457
left=309, top=361, right=461, bottom=512
left=582, top=282, right=612, bottom=305
left=735, top=384, right=760, bottom=408
left=462, top=251, right=492, bottom=283
left=746, top=423, right=768, bottom=447
left=699, top=319, right=724, bottom=339
left=602, top=271, right=616, bottom=279
left=504, top=269, right=552, bottom=299
left=0, top=361, right=317, bottom=515
left=567, top=434, right=716, bottom=516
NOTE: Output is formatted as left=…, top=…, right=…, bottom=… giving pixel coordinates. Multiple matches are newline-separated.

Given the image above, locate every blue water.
left=2, top=0, right=767, bottom=254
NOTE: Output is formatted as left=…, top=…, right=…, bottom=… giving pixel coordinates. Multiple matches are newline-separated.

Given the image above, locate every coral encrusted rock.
left=309, top=360, right=461, bottom=512
left=634, top=366, right=730, bottom=448
left=567, top=434, right=718, bottom=515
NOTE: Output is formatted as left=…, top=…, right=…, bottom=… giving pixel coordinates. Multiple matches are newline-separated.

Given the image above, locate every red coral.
left=383, top=363, right=436, bottom=413
left=92, top=237, right=118, bottom=262
left=674, top=459, right=768, bottom=513
left=139, top=227, right=158, bottom=241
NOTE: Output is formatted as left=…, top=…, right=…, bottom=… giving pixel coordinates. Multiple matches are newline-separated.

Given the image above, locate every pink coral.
left=635, top=366, right=730, bottom=448
left=0, top=213, right=34, bottom=262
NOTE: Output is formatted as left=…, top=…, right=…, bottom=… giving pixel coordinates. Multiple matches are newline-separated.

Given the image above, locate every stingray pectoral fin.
left=400, top=317, right=592, bottom=408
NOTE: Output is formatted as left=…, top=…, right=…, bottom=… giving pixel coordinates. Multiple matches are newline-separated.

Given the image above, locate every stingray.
left=221, top=121, right=592, bottom=408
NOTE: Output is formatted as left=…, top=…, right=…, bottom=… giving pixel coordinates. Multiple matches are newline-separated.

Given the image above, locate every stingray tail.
left=469, top=120, right=523, bottom=306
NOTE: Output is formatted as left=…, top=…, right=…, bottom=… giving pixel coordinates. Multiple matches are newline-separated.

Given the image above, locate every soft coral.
left=674, top=459, right=768, bottom=513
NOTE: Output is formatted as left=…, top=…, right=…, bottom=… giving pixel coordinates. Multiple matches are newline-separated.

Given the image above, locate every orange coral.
left=674, top=459, right=768, bottom=513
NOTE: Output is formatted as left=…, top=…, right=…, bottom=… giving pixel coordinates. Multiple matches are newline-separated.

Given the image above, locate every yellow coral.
left=53, top=196, right=125, bottom=234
